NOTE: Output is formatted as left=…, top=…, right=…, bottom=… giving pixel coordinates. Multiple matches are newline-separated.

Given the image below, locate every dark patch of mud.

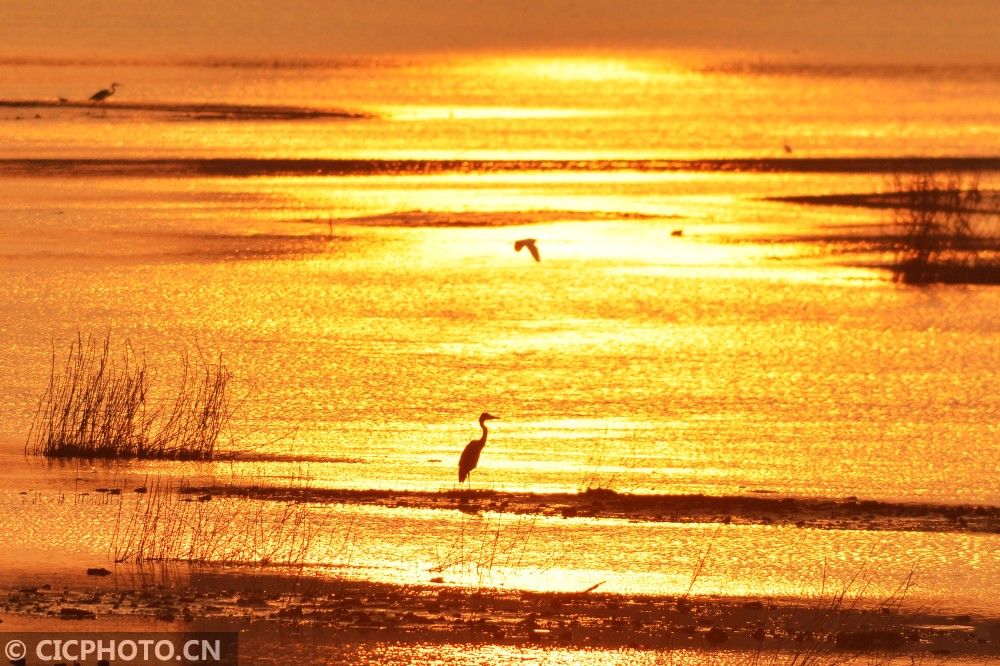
left=2, top=572, right=997, bottom=661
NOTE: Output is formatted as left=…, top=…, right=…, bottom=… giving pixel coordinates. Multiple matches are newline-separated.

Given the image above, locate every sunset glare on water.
left=1, top=2, right=999, bottom=664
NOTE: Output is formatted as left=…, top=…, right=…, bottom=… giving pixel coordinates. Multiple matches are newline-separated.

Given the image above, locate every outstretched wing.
left=526, top=242, right=540, bottom=262
left=514, top=238, right=540, bottom=262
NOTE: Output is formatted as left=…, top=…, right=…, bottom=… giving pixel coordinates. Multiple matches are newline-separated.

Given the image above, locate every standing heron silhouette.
left=458, top=412, right=499, bottom=484
left=89, top=82, right=120, bottom=103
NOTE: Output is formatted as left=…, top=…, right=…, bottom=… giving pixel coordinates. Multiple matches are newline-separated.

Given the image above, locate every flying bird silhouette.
left=89, top=82, right=120, bottom=103
left=514, top=238, right=540, bottom=262
left=458, top=412, right=498, bottom=483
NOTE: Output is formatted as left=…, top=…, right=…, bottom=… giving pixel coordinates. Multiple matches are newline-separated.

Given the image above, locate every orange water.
left=0, top=54, right=998, bottom=611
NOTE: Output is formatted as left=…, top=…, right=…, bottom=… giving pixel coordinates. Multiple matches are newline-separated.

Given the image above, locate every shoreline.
left=0, top=99, right=372, bottom=121
left=2, top=572, right=998, bottom=662
left=172, top=486, right=1000, bottom=535
left=2, top=156, right=1000, bottom=179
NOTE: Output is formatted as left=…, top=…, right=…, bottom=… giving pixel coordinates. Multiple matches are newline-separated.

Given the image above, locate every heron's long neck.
left=478, top=419, right=489, bottom=444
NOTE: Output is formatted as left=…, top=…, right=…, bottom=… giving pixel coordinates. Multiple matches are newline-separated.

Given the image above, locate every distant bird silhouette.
left=671, top=228, right=684, bottom=237
left=89, top=82, right=120, bottom=103
left=514, top=238, right=540, bottom=262
left=458, top=412, right=498, bottom=483
left=783, top=142, right=793, bottom=154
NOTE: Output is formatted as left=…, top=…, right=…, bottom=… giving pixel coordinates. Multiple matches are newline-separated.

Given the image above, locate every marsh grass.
left=740, top=559, right=923, bottom=666
left=111, top=477, right=327, bottom=567
left=430, top=508, right=565, bottom=594
left=26, top=332, right=234, bottom=460
left=672, top=527, right=927, bottom=665
left=888, top=171, right=1000, bottom=284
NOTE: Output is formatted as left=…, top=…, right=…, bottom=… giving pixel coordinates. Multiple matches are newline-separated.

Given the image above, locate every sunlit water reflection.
left=2, top=173, right=997, bottom=503
left=1, top=56, right=998, bottom=617
left=3, top=467, right=999, bottom=614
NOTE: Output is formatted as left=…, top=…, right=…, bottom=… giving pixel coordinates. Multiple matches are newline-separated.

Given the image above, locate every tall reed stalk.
left=112, top=479, right=320, bottom=566
left=26, top=332, right=233, bottom=460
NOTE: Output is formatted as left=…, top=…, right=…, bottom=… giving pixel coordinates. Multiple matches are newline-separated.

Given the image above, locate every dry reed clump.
left=888, top=171, right=1000, bottom=284
left=111, top=479, right=322, bottom=567
left=26, top=332, right=234, bottom=460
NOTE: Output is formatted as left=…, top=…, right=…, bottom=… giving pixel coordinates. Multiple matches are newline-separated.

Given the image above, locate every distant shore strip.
left=2, top=157, right=1000, bottom=178
left=0, top=99, right=370, bottom=121
left=173, top=486, right=999, bottom=534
